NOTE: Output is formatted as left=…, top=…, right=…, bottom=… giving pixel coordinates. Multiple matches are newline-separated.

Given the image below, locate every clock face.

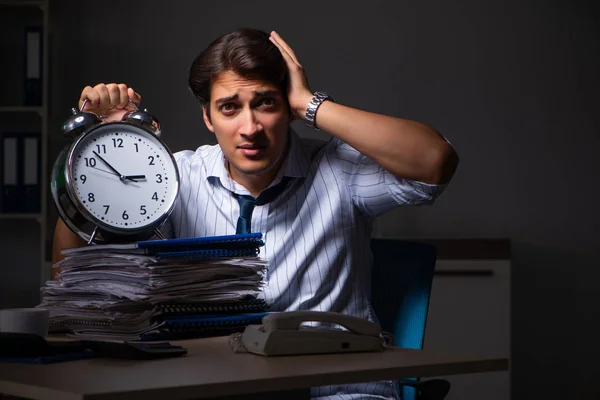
left=67, top=123, right=179, bottom=232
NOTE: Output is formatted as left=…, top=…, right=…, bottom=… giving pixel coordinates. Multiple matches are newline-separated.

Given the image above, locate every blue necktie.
left=234, top=178, right=290, bottom=234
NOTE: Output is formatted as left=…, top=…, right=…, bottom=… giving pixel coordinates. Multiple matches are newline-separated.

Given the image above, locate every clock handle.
left=79, top=98, right=138, bottom=113
left=127, top=98, right=139, bottom=111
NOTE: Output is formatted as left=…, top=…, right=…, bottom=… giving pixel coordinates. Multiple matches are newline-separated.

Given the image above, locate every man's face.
left=203, top=70, right=290, bottom=191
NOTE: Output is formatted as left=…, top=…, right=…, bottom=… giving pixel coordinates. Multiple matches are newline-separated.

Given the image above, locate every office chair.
left=370, top=238, right=451, bottom=400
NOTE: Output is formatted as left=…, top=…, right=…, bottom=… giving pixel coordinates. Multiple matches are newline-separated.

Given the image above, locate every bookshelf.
left=0, top=0, right=51, bottom=299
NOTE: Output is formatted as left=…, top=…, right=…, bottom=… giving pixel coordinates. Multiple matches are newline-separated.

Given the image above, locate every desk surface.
left=0, top=336, right=508, bottom=400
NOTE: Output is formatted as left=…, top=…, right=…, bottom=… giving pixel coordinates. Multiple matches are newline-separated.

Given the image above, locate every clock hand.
left=89, top=166, right=141, bottom=183
left=90, top=166, right=119, bottom=177
left=92, top=151, right=126, bottom=180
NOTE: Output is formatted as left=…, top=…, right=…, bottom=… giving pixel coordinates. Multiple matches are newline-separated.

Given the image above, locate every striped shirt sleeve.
left=159, top=149, right=196, bottom=239
left=331, top=139, right=447, bottom=217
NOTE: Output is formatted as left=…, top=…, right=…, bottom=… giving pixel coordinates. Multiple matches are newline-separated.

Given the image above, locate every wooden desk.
left=0, top=336, right=508, bottom=400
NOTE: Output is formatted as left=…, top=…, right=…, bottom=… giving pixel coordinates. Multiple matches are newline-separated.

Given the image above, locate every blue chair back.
left=370, top=239, right=438, bottom=400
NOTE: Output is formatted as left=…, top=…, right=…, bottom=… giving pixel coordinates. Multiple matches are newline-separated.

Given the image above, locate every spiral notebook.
left=139, top=233, right=264, bottom=252
left=61, top=232, right=265, bottom=260
left=141, top=312, right=270, bottom=341
left=146, top=233, right=264, bottom=260
left=142, top=298, right=270, bottom=341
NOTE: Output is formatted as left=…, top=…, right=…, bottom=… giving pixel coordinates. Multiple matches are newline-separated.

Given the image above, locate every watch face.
left=67, top=123, right=179, bottom=233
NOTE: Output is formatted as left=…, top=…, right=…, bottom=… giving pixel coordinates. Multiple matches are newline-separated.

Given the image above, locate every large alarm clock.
left=51, top=100, right=180, bottom=244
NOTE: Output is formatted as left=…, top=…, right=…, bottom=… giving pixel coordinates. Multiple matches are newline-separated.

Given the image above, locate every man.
left=53, top=28, right=458, bottom=399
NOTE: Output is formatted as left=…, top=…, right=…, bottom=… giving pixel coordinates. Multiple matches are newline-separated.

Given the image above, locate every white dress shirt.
left=162, top=129, right=446, bottom=399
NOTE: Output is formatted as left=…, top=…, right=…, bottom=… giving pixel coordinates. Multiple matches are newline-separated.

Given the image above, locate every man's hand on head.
left=268, top=31, right=314, bottom=122
left=79, top=83, right=142, bottom=122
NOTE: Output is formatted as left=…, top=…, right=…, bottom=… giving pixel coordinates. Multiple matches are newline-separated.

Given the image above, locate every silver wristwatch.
left=304, top=91, right=334, bottom=130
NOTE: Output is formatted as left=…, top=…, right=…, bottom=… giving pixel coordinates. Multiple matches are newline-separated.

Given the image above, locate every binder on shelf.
left=24, top=26, right=43, bottom=106
left=1, top=132, right=21, bottom=213
left=0, top=132, right=41, bottom=214
left=21, top=133, right=41, bottom=213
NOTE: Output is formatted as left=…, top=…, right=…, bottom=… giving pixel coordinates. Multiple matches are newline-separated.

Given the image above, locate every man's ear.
left=202, top=104, right=215, bottom=133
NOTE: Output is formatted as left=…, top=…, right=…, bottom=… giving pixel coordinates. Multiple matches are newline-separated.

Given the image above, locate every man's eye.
left=220, top=103, right=237, bottom=113
left=258, top=98, right=276, bottom=108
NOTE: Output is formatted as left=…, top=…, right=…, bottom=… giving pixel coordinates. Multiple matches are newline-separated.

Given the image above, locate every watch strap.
left=304, top=91, right=334, bottom=130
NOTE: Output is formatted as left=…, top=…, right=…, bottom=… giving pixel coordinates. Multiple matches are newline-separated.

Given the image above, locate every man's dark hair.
left=188, top=28, right=289, bottom=118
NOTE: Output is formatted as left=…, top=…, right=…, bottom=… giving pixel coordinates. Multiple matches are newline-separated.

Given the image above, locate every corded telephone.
left=241, top=310, right=384, bottom=356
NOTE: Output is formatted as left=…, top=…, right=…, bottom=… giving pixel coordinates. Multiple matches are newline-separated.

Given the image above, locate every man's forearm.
left=306, top=100, right=458, bottom=184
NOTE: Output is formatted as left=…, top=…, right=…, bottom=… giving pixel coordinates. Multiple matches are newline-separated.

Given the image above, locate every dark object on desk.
left=84, top=340, right=187, bottom=360
left=370, top=239, right=450, bottom=400
left=0, top=332, right=86, bottom=357
left=0, top=332, right=186, bottom=363
left=0, top=332, right=92, bottom=364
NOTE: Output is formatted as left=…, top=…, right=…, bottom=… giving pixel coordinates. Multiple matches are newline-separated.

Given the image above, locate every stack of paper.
left=39, top=233, right=269, bottom=341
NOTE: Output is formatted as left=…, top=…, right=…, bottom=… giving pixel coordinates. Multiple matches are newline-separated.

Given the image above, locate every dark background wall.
left=4, top=0, right=598, bottom=398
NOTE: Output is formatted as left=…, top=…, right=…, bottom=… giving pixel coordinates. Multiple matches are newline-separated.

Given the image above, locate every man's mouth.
left=238, top=144, right=266, bottom=157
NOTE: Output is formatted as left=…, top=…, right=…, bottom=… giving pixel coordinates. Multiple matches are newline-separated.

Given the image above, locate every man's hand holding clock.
left=79, top=83, right=142, bottom=122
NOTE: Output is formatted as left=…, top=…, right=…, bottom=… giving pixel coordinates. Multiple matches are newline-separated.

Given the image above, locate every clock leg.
left=153, top=228, right=167, bottom=240
left=88, top=227, right=99, bottom=244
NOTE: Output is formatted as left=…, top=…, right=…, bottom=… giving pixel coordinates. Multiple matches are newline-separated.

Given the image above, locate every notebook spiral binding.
left=156, top=248, right=260, bottom=260
left=49, top=299, right=270, bottom=333
left=163, top=314, right=268, bottom=330
left=158, top=298, right=268, bottom=316
left=139, top=233, right=264, bottom=251
left=49, top=319, right=111, bottom=333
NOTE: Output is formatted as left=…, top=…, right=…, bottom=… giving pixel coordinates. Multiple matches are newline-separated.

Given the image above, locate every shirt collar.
left=278, top=128, right=311, bottom=179
left=206, top=128, right=311, bottom=192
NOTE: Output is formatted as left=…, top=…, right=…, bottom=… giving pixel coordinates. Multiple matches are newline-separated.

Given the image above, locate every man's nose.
left=239, top=109, right=262, bottom=136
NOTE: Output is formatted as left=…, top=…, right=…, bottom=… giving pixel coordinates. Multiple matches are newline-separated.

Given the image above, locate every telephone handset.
left=262, top=311, right=381, bottom=336
left=241, top=310, right=384, bottom=356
